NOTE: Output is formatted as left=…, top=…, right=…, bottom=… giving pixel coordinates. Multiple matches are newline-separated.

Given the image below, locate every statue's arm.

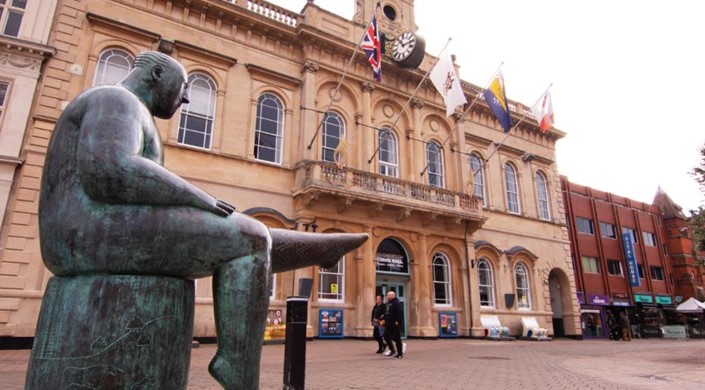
left=76, top=94, right=233, bottom=216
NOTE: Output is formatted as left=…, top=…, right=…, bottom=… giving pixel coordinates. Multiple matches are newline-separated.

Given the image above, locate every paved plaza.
left=2, top=338, right=704, bottom=389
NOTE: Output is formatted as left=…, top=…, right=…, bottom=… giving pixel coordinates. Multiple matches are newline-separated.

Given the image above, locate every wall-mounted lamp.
left=521, top=152, right=535, bottom=162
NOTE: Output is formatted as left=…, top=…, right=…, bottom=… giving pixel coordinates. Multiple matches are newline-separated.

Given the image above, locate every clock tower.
left=354, top=0, right=425, bottom=69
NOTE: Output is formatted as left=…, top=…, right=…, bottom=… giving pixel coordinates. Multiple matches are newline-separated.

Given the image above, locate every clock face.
left=392, top=31, right=416, bottom=61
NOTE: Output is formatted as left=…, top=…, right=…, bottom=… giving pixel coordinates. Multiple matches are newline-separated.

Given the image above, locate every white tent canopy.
left=676, top=297, right=705, bottom=313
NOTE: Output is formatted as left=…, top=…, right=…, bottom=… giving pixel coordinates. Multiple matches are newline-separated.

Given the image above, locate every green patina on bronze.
left=27, top=51, right=367, bottom=389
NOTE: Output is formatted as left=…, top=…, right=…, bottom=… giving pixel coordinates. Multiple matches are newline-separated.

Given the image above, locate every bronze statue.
left=35, top=51, right=367, bottom=389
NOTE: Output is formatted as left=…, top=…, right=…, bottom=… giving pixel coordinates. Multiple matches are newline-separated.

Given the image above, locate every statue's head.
left=133, top=51, right=190, bottom=119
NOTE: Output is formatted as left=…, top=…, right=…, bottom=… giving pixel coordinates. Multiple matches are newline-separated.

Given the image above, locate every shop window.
left=0, top=0, right=26, bottom=37
left=318, top=256, right=344, bottom=301
left=535, top=171, right=550, bottom=221
left=599, top=221, right=617, bottom=239
left=504, top=162, right=520, bottom=214
left=432, top=253, right=452, bottom=306
left=576, top=217, right=594, bottom=235
left=321, top=111, right=344, bottom=163
left=650, top=266, right=664, bottom=281
left=607, top=259, right=623, bottom=276
left=93, top=48, right=134, bottom=86
left=254, top=93, right=284, bottom=164
left=469, top=153, right=486, bottom=206
left=378, top=128, right=398, bottom=177
left=514, top=263, right=531, bottom=309
left=642, top=231, right=657, bottom=247
left=581, top=256, right=600, bottom=273
left=478, top=259, right=495, bottom=307
left=178, top=73, right=216, bottom=150
left=426, top=141, right=444, bottom=188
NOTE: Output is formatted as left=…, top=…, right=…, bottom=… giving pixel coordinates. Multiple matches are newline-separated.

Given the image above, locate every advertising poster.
left=319, top=308, right=344, bottom=338
left=439, top=312, right=458, bottom=338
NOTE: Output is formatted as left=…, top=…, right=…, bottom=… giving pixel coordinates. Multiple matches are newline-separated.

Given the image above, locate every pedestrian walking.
left=383, top=291, right=404, bottom=359
left=371, top=295, right=386, bottom=353
left=619, top=311, right=632, bottom=341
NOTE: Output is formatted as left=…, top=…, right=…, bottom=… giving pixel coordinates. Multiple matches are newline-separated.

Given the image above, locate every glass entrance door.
left=376, top=282, right=407, bottom=338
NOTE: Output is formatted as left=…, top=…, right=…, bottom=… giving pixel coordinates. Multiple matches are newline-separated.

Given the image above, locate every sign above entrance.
left=655, top=295, right=672, bottom=305
left=375, top=239, right=409, bottom=274
left=634, top=293, right=653, bottom=303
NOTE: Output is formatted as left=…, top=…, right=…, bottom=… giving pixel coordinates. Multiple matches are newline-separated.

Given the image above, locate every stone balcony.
left=293, top=161, right=486, bottom=227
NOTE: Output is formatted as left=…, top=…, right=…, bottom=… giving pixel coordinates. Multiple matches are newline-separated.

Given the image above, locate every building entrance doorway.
left=549, top=270, right=565, bottom=337
left=376, top=282, right=407, bottom=338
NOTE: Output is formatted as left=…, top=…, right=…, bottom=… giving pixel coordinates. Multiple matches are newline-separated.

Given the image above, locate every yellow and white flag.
left=430, top=49, right=467, bottom=117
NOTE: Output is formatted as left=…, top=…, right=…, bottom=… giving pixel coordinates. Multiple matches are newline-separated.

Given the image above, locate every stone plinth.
left=26, top=275, right=195, bottom=389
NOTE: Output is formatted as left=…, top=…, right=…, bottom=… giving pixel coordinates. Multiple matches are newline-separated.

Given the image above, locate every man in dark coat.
left=371, top=295, right=386, bottom=353
left=383, top=291, right=404, bottom=359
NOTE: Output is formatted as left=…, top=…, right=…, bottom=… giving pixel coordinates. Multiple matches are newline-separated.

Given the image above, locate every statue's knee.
left=239, top=217, right=271, bottom=254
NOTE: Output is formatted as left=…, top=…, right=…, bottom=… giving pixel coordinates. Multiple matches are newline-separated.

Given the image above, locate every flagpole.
left=420, top=62, right=504, bottom=177
left=480, top=83, right=553, bottom=164
left=367, top=37, right=453, bottom=164
left=307, top=1, right=381, bottom=150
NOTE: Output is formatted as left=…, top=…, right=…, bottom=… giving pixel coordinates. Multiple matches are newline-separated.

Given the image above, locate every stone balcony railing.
left=293, top=161, right=485, bottom=225
left=219, top=0, right=299, bottom=27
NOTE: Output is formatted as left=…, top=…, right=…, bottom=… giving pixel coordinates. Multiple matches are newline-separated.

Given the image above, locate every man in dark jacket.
left=383, top=291, right=404, bottom=359
left=371, top=295, right=386, bottom=353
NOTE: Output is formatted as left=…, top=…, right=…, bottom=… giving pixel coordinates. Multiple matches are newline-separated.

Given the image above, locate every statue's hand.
left=214, top=199, right=236, bottom=216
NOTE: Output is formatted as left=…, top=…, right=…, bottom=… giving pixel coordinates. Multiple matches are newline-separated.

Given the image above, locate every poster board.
left=319, top=308, right=344, bottom=338
left=439, top=312, right=459, bottom=338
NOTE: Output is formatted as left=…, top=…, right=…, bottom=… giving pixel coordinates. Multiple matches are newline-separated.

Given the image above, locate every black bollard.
left=283, top=296, right=308, bottom=390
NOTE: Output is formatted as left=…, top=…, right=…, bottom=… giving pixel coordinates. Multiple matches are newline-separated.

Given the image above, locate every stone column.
left=355, top=225, right=376, bottom=337
left=451, top=114, right=468, bottom=192
left=300, top=60, right=319, bottom=161
left=408, top=99, right=424, bottom=178
left=360, top=82, right=375, bottom=171
left=410, top=233, right=435, bottom=336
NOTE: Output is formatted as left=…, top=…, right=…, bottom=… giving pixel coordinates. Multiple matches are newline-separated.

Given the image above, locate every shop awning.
left=675, top=297, right=705, bottom=313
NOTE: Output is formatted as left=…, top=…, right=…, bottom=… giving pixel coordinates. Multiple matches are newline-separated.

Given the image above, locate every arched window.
left=536, top=171, right=551, bottom=221
left=319, top=256, right=344, bottom=301
left=515, top=263, right=531, bottom=309
left=322, top=111, right=344, bottom=162
left=469, top=153, right=486, bottom=206
left=378, top=128, right=398, bottom=177
left=478, top=259, right=495, bottom=307
left=93, top=48, right=134, bottom=86
left=504, top=162, right=520, bottom=214
left=432, top=253, right=452, bottom=305
left=426, top=141, right=444, bottom=188
left=178, top=73, right=217, bottom=149
left=254, top=93, right=284, bottom=164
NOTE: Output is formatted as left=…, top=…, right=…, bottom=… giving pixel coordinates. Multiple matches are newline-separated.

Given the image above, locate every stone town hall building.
left=0, top=0, right=581, bottom=340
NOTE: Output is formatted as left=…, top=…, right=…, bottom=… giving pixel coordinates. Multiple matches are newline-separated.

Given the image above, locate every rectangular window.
left=662, top=244, right=669, bottom=255
left=581, top=256, right=600, bottom=273
left=622, top=227, right=638, bottom=243
left=607, top=260, right=623, bottom=276
left=318, top=257, right=344, bottom=301
left=650, top=266, right=664, bottom=281
left=637, top=264, right=645, bottom=279
left=599, top=222, right=617, bottom=239
left=642, top=232, right=657, bottom=247
left=576, top=217, right=594, bottom=235
left=0, top=0, right=26, bottom=37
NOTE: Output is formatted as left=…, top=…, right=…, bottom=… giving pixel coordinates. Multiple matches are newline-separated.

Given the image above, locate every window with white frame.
left=535, top=171, right=551, bottom=221
left=599, top=221, right=617, bottom=239
left=321, top=111, right=344, bottom=162
left=93, top=48, right=134, bottom=86
left=378, top=128, right=398, bottom=177
left=478, top=259, right=495, bottom=307
left=607, top=259, right=623, bottom=276
left=0, top=81, right=8, bottom=122
left=622, top=227, right=638, bottom=243
left=581, top=255, right=600, bottom=273
left=426, top=141, right=444, bottom=188
left=515, top=263, right=531, bottom=309
left=650, top=266, right=665, bottom=281
left=432, top=253, right=452, bottom=305
left=504, top=162, right=520, bottom=214
left=576, top=217, right=594, bottom=235
left=254, top=93, right=284, bottom=164
left=318, top=256, right=344, bottom=301
left=178, top=73, right=216, bottom=149
left=0, top=0, right=26, bottom=37
left=642, top=231, right=657, bottom=247
left=469, top=153, right=486, bottom=206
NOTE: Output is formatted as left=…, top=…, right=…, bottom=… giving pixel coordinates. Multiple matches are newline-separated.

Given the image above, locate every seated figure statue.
left=37, top=51, right=367, bottom=389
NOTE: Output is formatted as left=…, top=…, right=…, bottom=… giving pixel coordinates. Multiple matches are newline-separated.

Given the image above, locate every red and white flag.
left=531, top=90, right=554, bottom=132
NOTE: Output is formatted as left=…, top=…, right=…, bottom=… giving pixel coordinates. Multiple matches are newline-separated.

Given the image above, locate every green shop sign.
left=655, top=296, right=673, bottom=305
left=634, top=294, right=653, bottom=303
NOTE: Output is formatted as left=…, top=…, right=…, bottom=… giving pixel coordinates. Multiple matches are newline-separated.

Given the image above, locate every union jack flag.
left=361, top=5, right=381, bottom=81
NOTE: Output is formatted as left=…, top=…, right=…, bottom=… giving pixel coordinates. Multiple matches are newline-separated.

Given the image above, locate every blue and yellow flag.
left=483, top=71, right=512, bottom=132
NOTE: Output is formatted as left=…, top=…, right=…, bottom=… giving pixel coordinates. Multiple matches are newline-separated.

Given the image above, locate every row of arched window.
left=94, top=48, right=552, bottom=219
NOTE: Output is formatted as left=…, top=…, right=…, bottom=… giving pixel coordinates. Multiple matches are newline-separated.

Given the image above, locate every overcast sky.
left=268, top=0, right=705, bottom=212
